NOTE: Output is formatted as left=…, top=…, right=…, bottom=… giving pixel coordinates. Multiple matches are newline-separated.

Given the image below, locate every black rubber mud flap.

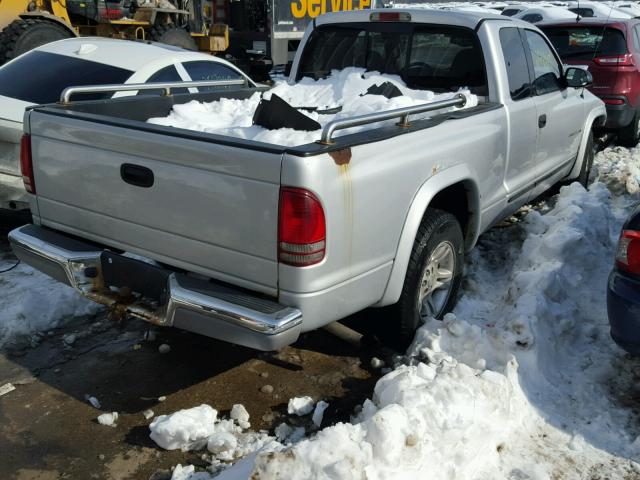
left=252, top=94, right=321, bottom=131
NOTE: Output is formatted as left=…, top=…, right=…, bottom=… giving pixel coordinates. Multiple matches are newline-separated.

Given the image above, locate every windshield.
left=542, top=26, right=627, bottom=60
left=0, top=50, right=133, bottom=104
left=297, top=23, right=487, bottom=94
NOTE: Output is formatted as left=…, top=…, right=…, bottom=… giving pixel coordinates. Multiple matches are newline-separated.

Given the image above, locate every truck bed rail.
left=318, top=93, right=467, bottom=145
left=60, top=79, right=249, bottom=104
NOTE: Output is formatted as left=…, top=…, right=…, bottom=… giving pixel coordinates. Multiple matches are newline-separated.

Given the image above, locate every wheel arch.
left=566, top=106, right=606, bottom=180
left=376, top=165, right=480, bottom=307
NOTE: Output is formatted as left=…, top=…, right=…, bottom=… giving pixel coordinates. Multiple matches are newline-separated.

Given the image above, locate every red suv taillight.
left=594, top=53, right=634, bottom=66
left=615, top=230, right=640, bottom=275
left=20, top=134, right=35, bottom=194
left=278, top=187, right=325, bottom=266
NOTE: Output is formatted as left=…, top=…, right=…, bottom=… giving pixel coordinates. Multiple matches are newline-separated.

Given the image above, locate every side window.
left=521, top=13, right=543, bottom=23
left=182, top=61, right=244, bottom=92
left=525, top=30, right=563, bottom=96
left=634, top=25, right=640, bottom=52
left=500, top=28, right=531, bottom=101
left=139, top=64, right=187, bottom=95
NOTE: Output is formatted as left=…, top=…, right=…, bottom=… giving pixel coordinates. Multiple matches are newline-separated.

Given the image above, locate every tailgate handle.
left=120, top=163, right=154, bottom=188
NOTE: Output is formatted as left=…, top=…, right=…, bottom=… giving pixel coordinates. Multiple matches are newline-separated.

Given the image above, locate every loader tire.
left=0, top=18, right=73, bottom=65
left=147, top=24, right=196, bottom=51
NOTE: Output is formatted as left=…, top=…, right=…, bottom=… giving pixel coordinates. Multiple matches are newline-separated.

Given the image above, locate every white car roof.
left=516, top=6, right=576, bottom=18
left=34, top=37, right=235, bottom=72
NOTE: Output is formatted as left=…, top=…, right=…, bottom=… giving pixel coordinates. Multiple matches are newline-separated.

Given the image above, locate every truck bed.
left=25, top=88, right=500, bottom=298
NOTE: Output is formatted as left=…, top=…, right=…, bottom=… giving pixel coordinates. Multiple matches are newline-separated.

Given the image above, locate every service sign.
left=272, top=0, right=372, bottom=38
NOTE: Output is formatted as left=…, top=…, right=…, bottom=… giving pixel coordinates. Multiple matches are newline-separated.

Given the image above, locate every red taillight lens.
left=594, top=54, right=634, bottom=66
left=278, top=187, right=325, bottom=267
left=20, top=134, right=35, bottom=194
left=615, top=230, right=640, bottom=274
left=602, top=98, right=626, bottom=105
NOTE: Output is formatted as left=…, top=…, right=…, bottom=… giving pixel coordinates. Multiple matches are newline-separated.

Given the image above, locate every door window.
left=499, top=27, right=531, bottom=101
left=525, top=30, right=563, bottom=95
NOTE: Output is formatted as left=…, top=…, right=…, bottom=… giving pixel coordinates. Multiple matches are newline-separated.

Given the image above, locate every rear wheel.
left=618, top=109, right=640, bottom=147
left=147, top=24, right=197, bottom=51
left=0, top=18, right=73, bottom=65
left=390, top=208, right=464, bottom=346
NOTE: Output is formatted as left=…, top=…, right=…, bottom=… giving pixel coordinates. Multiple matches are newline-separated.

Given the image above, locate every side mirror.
left=564, top=67, right=592, bottom=88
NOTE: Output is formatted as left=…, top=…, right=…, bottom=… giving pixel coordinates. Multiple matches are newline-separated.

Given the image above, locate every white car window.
left=181, top=61, right=245, bottom=92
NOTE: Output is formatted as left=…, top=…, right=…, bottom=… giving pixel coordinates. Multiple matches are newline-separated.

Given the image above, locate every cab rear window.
left=297, top=23, right=487, bottom=94
left=0, top=50, right=133, bottom=104
left=542, top=26, right=627, bottom=60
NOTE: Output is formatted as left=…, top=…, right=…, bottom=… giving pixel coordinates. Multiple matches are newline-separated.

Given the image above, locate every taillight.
left=602, top=98, right=626, bottom=105
left=20, top=134, right=35, bottom=194
left=594, top=54, right=634, bottom=66
left=615, top=230, right=640, bottom=274
left=278, top=187, right=325, bottom=267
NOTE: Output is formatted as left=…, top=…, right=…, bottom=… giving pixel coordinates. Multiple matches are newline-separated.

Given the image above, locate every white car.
left=0, top=37, right=255, bottom=212
left=514, top=6, right=577, bottom=23
left=565, top=1, right=633, bottom=18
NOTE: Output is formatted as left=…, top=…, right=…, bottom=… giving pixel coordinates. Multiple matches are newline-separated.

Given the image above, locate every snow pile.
left=150, top=404, right=275, bottom=478
left=148, top=68, right=477, bottom=147
left=0, top=261, right=99, bottom=348
left=236, top=150, right=640, bottom=478
left=150, top=404, right=219, bottom=451
left=594, top=144, right=640, bottom=195
left=287, top=396, right=314, bottom=416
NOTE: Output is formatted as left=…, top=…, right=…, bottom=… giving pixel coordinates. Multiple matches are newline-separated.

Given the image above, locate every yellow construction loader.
left=0, top=0, right=229, bottom=64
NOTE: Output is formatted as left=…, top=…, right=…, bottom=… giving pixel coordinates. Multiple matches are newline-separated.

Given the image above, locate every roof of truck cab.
left=32, top=37, right=227, bottom=72
left=315, top=8, right=521, bottom=29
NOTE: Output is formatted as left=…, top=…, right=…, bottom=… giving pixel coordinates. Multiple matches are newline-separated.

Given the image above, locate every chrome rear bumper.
left=8, top=224, right=302, bottom=350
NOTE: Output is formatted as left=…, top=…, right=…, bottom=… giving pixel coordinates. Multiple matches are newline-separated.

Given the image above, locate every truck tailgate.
left=28, top=111, right=282, bottom=295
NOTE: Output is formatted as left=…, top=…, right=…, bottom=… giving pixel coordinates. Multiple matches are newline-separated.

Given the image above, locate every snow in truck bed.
left=147, top=68, right=478, bottom=147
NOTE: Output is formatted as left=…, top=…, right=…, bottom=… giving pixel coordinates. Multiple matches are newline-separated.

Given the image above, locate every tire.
left=618, top=109, right=640, bottom=147
left=147, top=24, right=197, bottom=51
left=0, top=19, right=73, bottom=65
left=576, top=130, right=595, bottom=188
left=390, top=208, right=464, bottom=346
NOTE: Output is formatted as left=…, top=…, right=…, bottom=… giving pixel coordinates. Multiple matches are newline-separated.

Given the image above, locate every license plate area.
left=100, top=251, right=171, bottom=300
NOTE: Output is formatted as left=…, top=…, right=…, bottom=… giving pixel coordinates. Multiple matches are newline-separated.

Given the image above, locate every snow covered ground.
left=151, top=146, right=640, bottom=479
left=2, top=133, right=640, bottom=478
left=0, top=259, right=99, bottom=348
left=148, top=68, right=476, bottom=147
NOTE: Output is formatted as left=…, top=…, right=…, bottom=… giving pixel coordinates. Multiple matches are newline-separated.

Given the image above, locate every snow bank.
left=148, top=68, right=477, bottom=147
left=240, top=150, right=640, bottom=478
left=0, top=261, right=99, bottom=348
left=594, top=144, right=640, bottom=195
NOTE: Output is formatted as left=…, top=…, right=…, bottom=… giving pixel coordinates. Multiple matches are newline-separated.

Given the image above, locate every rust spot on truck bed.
left=329, top=148, right=351, bottom=166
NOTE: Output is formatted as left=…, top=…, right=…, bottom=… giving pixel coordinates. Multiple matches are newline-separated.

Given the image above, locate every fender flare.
left=566, top=104, right=606, bottom=180
left=18, top=12, right=78, bottom=36
left=375, top=164, right=480, bottom=307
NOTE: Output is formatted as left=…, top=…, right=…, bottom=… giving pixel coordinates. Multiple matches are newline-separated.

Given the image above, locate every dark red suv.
left=541, top=19, right=640, bottom=146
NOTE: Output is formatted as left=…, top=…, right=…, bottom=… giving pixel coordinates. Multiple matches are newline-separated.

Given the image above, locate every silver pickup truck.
left=10, top=9, right=605, bottom=350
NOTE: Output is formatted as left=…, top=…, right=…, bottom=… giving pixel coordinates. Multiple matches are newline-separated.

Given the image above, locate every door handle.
left=538, top=114, right=547, bottom=128
left=120, top=163, right=154, bottom=188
